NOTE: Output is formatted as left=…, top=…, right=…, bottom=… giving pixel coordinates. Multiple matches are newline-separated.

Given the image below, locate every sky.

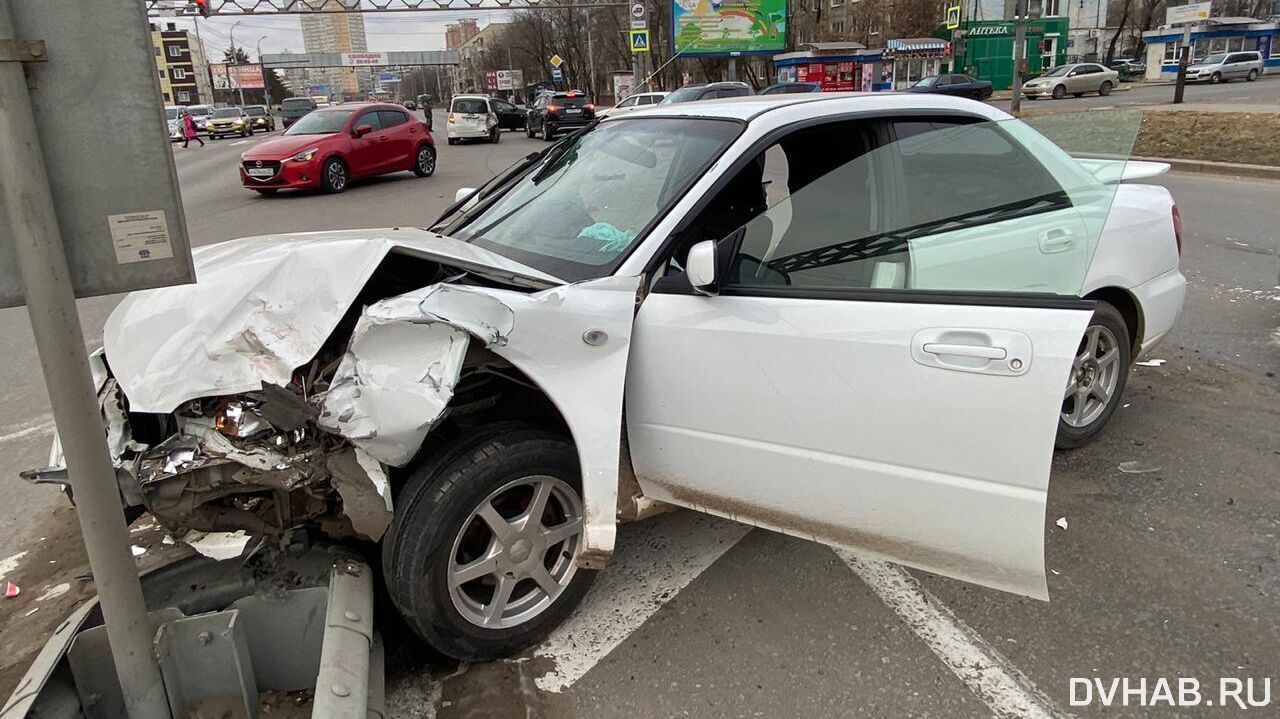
left=157, top=10, right=509, bottom=63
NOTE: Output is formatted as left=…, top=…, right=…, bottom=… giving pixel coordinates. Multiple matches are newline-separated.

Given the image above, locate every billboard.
left=342, top=52, right=389, bottom=66
left=210, top=63, right=265, bottom=90
left=1166, top=1, right=1211, bottom=24
left=496, top=69, right=524, bottom=90
left=673, top=0, right=787, bottom=56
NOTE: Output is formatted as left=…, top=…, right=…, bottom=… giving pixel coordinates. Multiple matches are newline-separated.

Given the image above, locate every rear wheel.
left=526, top=122, right=536, bottom=138
left=1247, top=69, right=1259, bottom=81
left=542, top=123, right=554, bottom=141
left=381, top=427, right=594, bottom=661
left=490, top=128, right=501, bottom=143
left=1052, top=84, right=1066, bottom=99
left=1056, top=301, right=1130, bottom=449
left=320, top=157, right=347, bottom=194
left=447, top=137, right=457, bottom=145
left=413, top=144, right=436, bottom=177
left=1098, top=81, right=1113, bottom=96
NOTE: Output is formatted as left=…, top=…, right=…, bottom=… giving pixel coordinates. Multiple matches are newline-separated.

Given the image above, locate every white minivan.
left=447, top=94, right=498, bottom=144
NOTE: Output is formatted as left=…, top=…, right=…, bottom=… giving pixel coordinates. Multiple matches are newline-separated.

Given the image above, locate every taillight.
left=547, top=104, right=560, bottom=113
left=1171, top=204, right=1183, bottom=255
left=447, top=112, right=456, bottom=123
left=585, top=103, right=595, bottom=111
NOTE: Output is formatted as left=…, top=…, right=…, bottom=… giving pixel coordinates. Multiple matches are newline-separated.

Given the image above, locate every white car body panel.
left=626, top=295, right=1092, bottom=599
left=448, top=95, right=496, bottom=140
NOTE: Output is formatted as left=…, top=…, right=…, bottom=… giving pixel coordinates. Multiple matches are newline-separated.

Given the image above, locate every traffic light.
left=194, top=0, right=212, bottom=18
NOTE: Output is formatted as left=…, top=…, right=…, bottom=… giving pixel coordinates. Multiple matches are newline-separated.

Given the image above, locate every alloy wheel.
left=1061, top=324, right=1122, bottom=428
left=417, top=146, right=435, bottom=175
left=447, top=475, right=584, bottom=629
left=327, top=161, right=346, bottom=191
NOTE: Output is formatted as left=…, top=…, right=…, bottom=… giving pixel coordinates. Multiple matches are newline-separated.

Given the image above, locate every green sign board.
left=673, top=0, right=787, bottom=56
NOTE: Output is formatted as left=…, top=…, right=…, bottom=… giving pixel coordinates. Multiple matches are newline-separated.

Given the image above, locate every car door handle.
left=1038, top=227, right=1074, bottom=253
left=921, top=342, right=1007, bottom=360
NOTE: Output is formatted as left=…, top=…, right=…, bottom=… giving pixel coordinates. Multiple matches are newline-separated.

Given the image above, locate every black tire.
left=320, top=157, right=348, bottom=194
left=1098, top=81, right=1112, bottom=96
left=447, top=137, right=458, bottom=146
left=381, top=426, right=595, bottom=661
left=1211, top=72, right=1222, bottom=84
left=1056, top=301, right=1131, bottom=450
left=1052, top=84, right=1066, bottom=99
left=491, top=128, right=501, bottom=144
left=1247, top=69, right=1259, bottom=81
left=526, top=122, right=536, bottom=138
left=254, top=188, right=278, bottom=196
left=412, top=143, right=436, bottom=177
left=542, top=123, right=554, bottom=141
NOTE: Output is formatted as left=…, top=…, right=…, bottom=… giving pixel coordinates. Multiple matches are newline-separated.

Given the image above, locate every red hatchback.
left=239, top=102, right=435, bottom=195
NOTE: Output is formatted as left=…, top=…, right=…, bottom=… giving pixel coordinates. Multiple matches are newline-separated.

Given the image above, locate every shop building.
left=1141, top=17, right=1279, bottom=81
left=885, top=37, right=953, bottom=89
left=954, top=17, right=1069, bottom=89
left=773, top=42, right=892, bottom=92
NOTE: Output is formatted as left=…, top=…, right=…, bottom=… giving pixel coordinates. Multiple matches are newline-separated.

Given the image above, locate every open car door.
left=625, top=112, right=1139, bottom=599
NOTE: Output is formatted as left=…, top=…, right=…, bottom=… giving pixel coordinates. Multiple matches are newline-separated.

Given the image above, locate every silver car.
left=1022, top=63, right=1120, bottom=100
left=1187, top=51, right=1263, bottom=83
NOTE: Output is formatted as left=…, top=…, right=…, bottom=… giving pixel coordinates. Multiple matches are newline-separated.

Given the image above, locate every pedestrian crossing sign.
left=630, top=29, right=650, bottom=53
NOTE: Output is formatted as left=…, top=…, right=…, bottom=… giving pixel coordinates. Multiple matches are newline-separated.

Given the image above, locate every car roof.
left=614, top=92, right=1010, bottom=123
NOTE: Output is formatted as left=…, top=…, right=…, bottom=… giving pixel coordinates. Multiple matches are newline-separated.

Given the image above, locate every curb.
left=1136, top=155, right=1280, bottom=180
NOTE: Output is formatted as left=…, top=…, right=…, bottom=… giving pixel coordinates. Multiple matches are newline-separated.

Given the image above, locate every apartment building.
left=300, top=0, right=372, bottom=98
left=150, top=22, right=213, bottom=105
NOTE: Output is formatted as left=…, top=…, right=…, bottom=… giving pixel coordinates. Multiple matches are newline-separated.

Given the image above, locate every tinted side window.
left=949, top=75, right=969, bottom=84
left=379, top=110, right=408, bottom=128
left=355, top=111, right=383, bottom=130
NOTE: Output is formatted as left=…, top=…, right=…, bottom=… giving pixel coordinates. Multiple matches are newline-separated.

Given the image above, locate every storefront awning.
left=886, top=38, right=949, bottom=53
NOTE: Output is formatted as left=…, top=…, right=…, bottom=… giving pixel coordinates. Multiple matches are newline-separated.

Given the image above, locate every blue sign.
left=551, top=67, right=563, bottom=81
left=307, top=84, right=331, bottom=97
left=378, top=72, right=402, bottom=83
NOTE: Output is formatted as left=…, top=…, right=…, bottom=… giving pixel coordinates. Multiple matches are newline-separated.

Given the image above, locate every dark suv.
left=525, top=91, right=595, bottom=141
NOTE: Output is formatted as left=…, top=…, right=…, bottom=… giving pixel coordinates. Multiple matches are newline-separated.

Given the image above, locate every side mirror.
left=354, top=124, right=373, bottom=137
left=686, top=239, right=719, bottom=295
left=454, top=187, right=475, bottom=203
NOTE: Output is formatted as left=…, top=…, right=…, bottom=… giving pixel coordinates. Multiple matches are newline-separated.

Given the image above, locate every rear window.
left=282, top=98, right=313, bottom=109
left=554, top=95, right=588, bottom=107
left=452, top=98, right=488, bottom=114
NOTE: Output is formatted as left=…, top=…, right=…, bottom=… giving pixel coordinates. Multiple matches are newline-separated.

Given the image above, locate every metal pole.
left=1010, top=0, right=1027, bottom=117
left=0, top=2, right=170, bottom=717
left=230, top=20, right=245, bottom=106
left=257, top=36, right=272, bottom=110
left=586, top=17, right=595, bottom=100
left=193, top=16, right=214, bottom=104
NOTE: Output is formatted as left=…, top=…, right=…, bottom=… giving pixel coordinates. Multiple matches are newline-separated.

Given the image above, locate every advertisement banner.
left=495, top=69, right=524, bottom=90
left=485, top=70, right=498, bottom=90
left=341, top=52, right=389, bottom=66
left=210, top=63, right=265, bottom=90
left=612, top=72, right=636, bottom=102
left=673, top=0, right=787, bottom=56
left=1166, top=1, right=1211, bottom=24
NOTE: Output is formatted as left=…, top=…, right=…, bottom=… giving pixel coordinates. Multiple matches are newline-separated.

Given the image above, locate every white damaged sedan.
left=52, top=94, right=1185, bottom=660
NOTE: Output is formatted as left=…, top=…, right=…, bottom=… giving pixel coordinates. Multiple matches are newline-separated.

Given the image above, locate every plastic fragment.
left=3, top=581, right=19, bottom=598
left=183, top=530, right=252, bottom=561
left=130, top=545, right=147, bottom=557
left=1118, top=461, right=1161, bottom=474
left=1135, top=359, right=1166, bottom=367
left=1055, top=517, right=1068, bottom=530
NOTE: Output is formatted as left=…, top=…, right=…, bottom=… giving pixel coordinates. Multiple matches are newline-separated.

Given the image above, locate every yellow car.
left=206, top=107, right=253, bottom=139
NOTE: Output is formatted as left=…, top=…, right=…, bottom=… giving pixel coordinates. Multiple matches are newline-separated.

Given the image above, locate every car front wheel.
left=1057, top=301, right=1130, bottom=449
left=320, top=157, right=347, bottom=194
left=413, top=144, right=436, bottom=177
left=381, top=426, right=594, bottom=660
left=1052, top=85, right=1066, bottom=99
left=1211, top=72, right=1222, bottom=83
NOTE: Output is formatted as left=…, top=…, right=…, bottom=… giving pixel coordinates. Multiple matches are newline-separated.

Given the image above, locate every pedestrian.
left=181, top=109, right=204, bottom=148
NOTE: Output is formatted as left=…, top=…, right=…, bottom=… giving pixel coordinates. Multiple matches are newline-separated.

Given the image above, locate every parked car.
left=207, top=107, right=254, bottom=139
left=281, top=97, right=318, bottom=128
left=244, top=105, right=276, bottom=132
left=759, top=82, right=822, bottom=95
left=77, top=93, right=1182, bottom=663
left=238, top=102, right=435, bottom=195
left=186, top=104, right=213, bottom=131
left=1187, top=51, right=1263, bottom=83
left=658, top=81, right=753, bottom=105
left=164, top=105, right=182, bottom=141
left=597, top=91, right=668, bottom=118
left=525, top=90, right=596, bottom=140
left=905, top=74, right=993, bottom=100
left=1108, top=58, right=1146, bottom=80
left=448, top=95, right=502, bottom=144
left=1022, top=63, right=1119, bottom=99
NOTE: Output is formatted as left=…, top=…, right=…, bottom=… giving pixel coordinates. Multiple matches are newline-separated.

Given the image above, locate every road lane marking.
left=532, top=511, right=751, bottom=692
left=231, top=139, right=252, bottom=146
left=0, top=419, right=55, bottom=446
left=838, top=551, right=1068, bottom=719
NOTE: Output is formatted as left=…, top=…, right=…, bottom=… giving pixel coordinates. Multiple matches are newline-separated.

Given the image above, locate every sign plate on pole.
left=549, top=53, right=564, bottom=68
left=630, top=0, right=647, bottom=29
left=630, top=29, right=650, bottom=53
left=552, top=66, right=563, bottom=81
left=945, top=4, right=961, bottom=30
left=1166, top=1, right=1211, bottom=24
left=1, top=0, right=193, bottom=307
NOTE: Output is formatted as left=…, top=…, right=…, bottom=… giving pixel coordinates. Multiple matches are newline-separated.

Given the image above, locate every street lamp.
left=228, top=19, right=245, bottom=106
left=256, top=35, right=272, bottom=111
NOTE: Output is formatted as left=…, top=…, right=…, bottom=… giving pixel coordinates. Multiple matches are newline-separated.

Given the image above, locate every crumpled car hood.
left=103, top=227, right=560, bottom=414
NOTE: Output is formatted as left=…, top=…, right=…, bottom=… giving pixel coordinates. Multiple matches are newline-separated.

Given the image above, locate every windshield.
left=452, top=98, right=488, bottom=114
left=912, top=76, right=940, bottom=88
left=165, top=107, right=179, bottom=120
left=212, top=108, right=241, bottom=118
left=245, top=106, right=268, bottom=116
left=1042, top=66, right=1071, bottom=77
left=285, top=110, right=355, bottom=135
left=659, top=86, right=705, bottom=105
left=189, top=106, right=212, bottom=117
left=447, top=117, right=741, bottom=281
left=1201, top=53, right=1227, bottom=64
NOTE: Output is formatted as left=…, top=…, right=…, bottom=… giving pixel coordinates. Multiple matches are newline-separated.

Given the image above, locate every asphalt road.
left=0, top=108, right=1277, bottom=717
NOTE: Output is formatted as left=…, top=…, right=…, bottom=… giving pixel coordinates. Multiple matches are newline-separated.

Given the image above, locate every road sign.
left=552, top=66, right=563, bottom=82
left=945, top=4, right=961, bottom=30
left=629, top=0, right=647, bottom=29
left=549, top=53, right=563, bottom=68
left=378, top=72, right=402, bottom=83
left=630, top=29, right=650, bottom=53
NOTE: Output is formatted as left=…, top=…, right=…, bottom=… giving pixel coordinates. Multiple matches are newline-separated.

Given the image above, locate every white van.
left=447, top=95, right=498, bottom=145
